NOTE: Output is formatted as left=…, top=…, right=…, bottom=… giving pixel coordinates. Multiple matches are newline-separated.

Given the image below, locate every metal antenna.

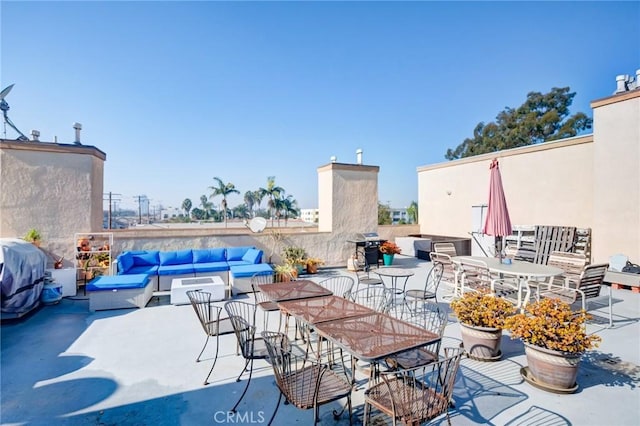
left=0, top=84, right=29, bottom=141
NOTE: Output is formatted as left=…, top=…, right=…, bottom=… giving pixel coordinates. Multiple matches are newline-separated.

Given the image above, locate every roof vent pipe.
left=615, top=75, right=628, bottom=94
left=73, top=122, right=82, bottom=145
left=330, top=155, right=337, bottom=163
left=30, top=130, right=40, bottom=141
left=356, top=148, right=363, bottom=165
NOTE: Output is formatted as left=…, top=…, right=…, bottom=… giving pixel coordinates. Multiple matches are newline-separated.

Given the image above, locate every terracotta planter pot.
left=306, top=263, right=318, bottom=274
left=524, top=343, right=581, bottom=390
left=459, top=323, right=503, bottom=361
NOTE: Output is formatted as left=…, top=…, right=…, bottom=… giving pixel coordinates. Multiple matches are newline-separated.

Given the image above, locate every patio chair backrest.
left=577, top=263, right=609, bottom=301
left=187, top=290, right=232, bottom=338
left=457, top=258, right=492, bottom=293
left=433, top=242, right=457, bottom=257
left=224, top=300, right=259, bottom=358
left=318, top=275, right=355, bottom=298
left=348, top=286, right=392, bottom=312
left=430, top=252, right=454, bottom=285
left=547, top=251, right=587, bottom=286
left=364, top=346, right=463, bottom=425
left=251, top=271, right=295, bottom=306
left=407, top=302, right=448, bottom=353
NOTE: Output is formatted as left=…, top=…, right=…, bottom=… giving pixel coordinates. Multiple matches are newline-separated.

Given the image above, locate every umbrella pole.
left=495, top=237, right=503, bottom=262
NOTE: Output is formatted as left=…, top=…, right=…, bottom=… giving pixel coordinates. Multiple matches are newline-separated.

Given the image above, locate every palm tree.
left=259, top=176, right=284, bottom=227
left=181, top=198, right=192, bottom=219
left=407, top=201, right=418, bottom=224
left=209, top=177, right=240, bottom=227
left=200, top=195, right=213, bottom=220
left=244, top=191, right=256, bottom=218
left=280, top=194, right=299, bottom=226
left=253, top=190, right=264, bottom=217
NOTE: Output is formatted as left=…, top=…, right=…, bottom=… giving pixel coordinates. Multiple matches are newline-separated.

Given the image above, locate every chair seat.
left=359, top=277, right=383, bottom=286
left=281, top=365, right=352, bottom=410
left=204, top=317, right=235, bottom=336
left=405, top=289, right=436, bottom=300
left=386, top=348, right=439, bottom=370
left=242, top=337, right=270, bottom=359
left=366, top=378, right=448, bottom=423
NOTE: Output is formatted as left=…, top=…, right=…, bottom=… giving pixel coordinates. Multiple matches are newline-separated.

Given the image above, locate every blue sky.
left=2, top=1, right=638, bottom=212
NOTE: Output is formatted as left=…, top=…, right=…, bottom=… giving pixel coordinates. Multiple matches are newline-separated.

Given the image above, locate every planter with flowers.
left=450, top=291, right=516, bottom=361
left=379, top=241, right=401, bottom=266
left=305, top=257, right=325, bottom=274
left=504, top=298, right=600, bottom=392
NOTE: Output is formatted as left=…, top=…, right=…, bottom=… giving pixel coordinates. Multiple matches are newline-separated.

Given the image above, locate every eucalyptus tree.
left=259, top=176, right=284, bottom=227
left=445, top=87, right=592, bottom=160
left=181, top=198, right=192, bottom=218
left=209, top=177, right=240, bottom=227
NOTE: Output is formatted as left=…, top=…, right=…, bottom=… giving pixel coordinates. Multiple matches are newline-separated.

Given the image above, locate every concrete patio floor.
left=2, top=256, right=639, bottom=425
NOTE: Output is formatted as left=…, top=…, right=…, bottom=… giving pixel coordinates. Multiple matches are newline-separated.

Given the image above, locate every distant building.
left=161, top=207, right=184, bottom=220
left=300, top=208, right=319, bottom=223
left=390, top=207, right=410, bottom=225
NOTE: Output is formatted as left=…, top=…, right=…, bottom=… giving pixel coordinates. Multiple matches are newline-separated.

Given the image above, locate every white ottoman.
left=170, top=276, right=225, bottom=305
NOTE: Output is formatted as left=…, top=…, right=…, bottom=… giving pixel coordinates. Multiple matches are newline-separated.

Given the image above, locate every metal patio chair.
left=186, top=290, right=236, bottom=385
left=261, top=331, right=353, bottom=425
left=405, top=261, right=445, bottom=308
left=318, top=275, right=355, bottom=299
left=364, top=347, right=463, bottom=426
left=224, top=300, right=271, bottom=413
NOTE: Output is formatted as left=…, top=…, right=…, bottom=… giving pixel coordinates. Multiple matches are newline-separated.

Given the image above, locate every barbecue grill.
left=348, top=232, right=387, bottom=267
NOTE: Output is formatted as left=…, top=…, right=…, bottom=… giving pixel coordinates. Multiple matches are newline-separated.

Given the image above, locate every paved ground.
left=2, top=256, right=639, bottom=425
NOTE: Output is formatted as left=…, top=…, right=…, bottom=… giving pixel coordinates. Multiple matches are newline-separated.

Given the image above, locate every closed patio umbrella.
left=483, top=158, right=512, bottom=261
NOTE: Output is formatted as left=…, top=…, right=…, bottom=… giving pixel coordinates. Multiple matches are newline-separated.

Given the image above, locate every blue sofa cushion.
left=126, top=265, right=159, bottom=275
left=132, top=251, right=160, bottom=266
left=226, top=246, right=254, bottom=261
left=87, top=274, right=150, bottom=291
left=159, top=249, right=193, bottom=266
left=158, top=264, right=195, bottom=276
left=242, top=248, right=263, bottom=264
left=193, top=262, right=229, bottom=274
left=192, top=248, right=226, bottom=263
left=118, top=252, right=134, bottom=274
left=230, top=264, right=273, bottom=278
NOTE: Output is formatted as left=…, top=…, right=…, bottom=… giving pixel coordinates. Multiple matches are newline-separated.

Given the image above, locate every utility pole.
left=134, top=195, right=148, bottom=225
left=103, top=192, right=122, bottom=229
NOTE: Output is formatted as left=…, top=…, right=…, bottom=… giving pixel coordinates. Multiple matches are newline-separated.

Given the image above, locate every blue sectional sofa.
left=115, top=246, right=270, bottom=293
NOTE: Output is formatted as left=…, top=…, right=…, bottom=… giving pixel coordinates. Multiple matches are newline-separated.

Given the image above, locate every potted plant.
left=379, top=241, right=401, bottom=266
left=23, top=228, right=42, bottom=247
left=274, top=263, right=297, bottom=281
left=450, top=291, right=516, bottom=361
left=282, top=246, right=307, bottom=275
left=504, top=298, right=600, bottom=392
left=305, top=257, right=325, bottom=274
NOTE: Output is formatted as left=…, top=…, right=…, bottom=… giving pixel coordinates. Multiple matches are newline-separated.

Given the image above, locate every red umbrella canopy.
left=483, top=158, right=512, bottom=237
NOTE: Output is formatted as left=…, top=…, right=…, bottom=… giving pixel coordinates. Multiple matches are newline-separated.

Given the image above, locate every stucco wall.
left=591, top=91, right=640, bottom=263
left=417, top=89, right=640, bottom=264
left=317, top=163, right=379, bottom=234
left=0, top=141, right=105, bottom=260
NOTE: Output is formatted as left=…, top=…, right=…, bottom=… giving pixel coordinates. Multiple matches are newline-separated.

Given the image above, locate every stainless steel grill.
left=348, top=232, right=386, bottom=267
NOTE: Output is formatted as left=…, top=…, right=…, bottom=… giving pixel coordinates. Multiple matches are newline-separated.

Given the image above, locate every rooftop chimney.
left=73, top=122, right=82, bottom=145
left=30, top=130, right=40, bottom=142
left=356, top=148, right=363, bottom=165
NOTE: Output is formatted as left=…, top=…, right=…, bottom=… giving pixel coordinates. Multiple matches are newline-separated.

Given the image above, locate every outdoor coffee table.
left=257, top=279, right=332, bottom=302
left=170, top=276, right=225, bottom=305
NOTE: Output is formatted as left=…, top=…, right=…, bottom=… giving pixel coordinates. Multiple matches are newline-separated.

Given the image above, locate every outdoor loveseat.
left=115, top=246, right=272, bottom=293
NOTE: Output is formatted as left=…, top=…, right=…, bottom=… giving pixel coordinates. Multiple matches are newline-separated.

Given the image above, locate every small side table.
left=46, top=268, right=77, bottom=297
